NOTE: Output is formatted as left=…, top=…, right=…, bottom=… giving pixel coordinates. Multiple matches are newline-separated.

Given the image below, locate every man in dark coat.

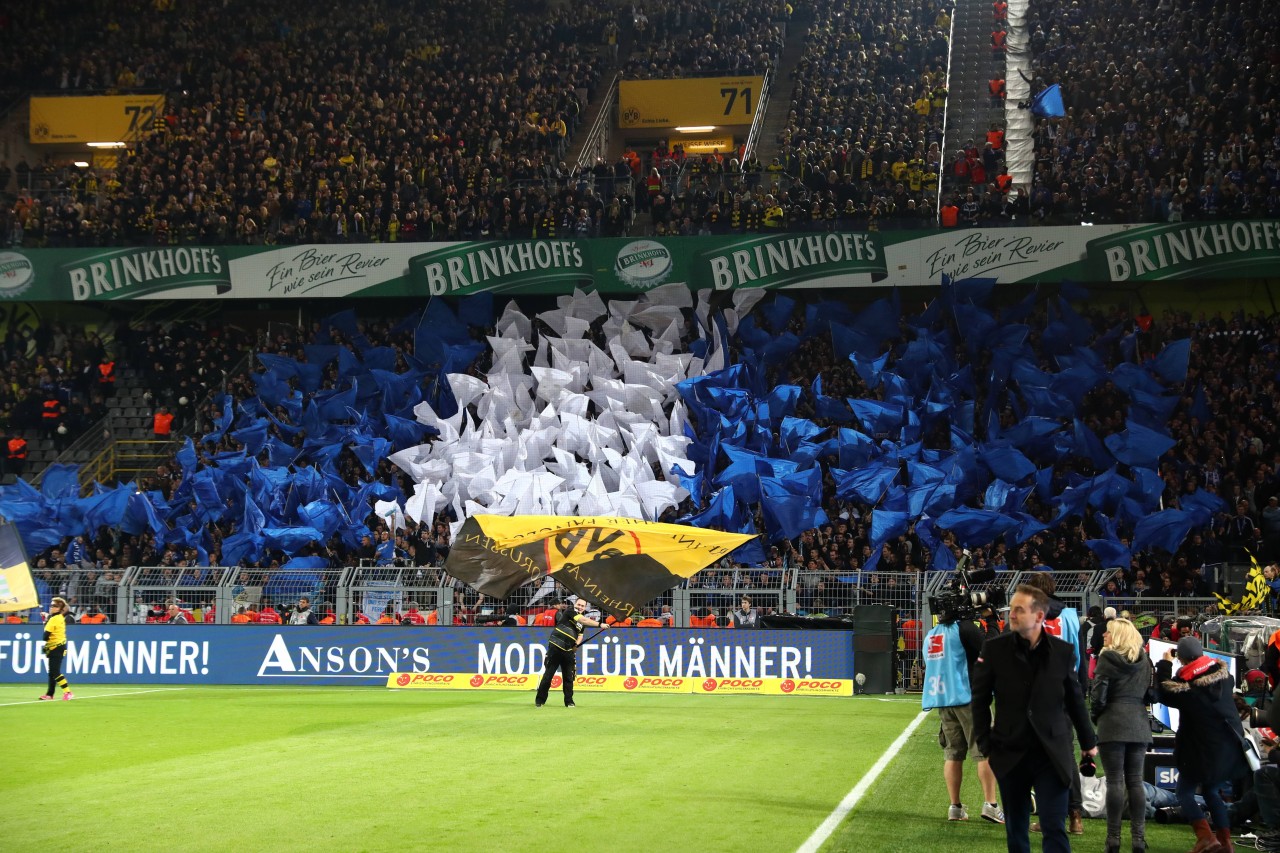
left=1155, top=635, right=1248, bottom=852
left=971, top=584, right=1097, bottom=853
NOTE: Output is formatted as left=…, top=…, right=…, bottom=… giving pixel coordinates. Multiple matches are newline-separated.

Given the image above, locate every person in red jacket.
left=257, top=603, right=282, bottom=624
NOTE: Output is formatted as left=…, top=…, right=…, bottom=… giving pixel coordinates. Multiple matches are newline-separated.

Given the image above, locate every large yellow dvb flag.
left=445, top=515, right=756, bottom=619
left=0, top=524, right=38, bottom=612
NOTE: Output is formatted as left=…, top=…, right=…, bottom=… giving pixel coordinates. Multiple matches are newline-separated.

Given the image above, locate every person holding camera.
left=922, top=597, right=1004, bottom=824
left=1090, top=618, right=1153, bottom=853
left=972, top=584, right=1097, bottom=853
left=534, top=597, right=608, bottom=708
left=1154, top=636, right=1249, bottom=853
left=1248, top=706, right=1280, bottom=852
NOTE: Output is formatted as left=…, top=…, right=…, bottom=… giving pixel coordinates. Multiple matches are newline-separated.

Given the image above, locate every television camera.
left=927, top=552, right=1004, bottom=623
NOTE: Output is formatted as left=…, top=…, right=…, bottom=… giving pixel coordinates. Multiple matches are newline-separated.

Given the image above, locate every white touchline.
left=0, top=688, right=187, bottom=707
left=796, top=710, right=929, bottom=853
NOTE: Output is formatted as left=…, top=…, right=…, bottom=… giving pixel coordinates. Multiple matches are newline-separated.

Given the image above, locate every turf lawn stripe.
left=797, top=710, right=928, bottom=853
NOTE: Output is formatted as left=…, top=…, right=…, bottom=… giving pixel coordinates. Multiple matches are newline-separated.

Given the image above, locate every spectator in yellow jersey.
left=40, top=597, right=74, bottom=701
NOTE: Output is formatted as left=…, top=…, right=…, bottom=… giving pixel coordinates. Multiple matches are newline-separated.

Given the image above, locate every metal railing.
left=224, top=568, right=349, bottom=625
left=740, top=66, right=773, bottom=167
left=4, top=564, right=1242, bottom=646
left=347, top=565, right=449, bottom=625
left=573, top=72, right=621, bottom=174
left=123, top=566, right=237, bottom=624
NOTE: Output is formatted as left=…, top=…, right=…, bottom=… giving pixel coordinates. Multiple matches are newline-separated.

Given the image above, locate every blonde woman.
left=1089, top=618, right=1152, bottom=853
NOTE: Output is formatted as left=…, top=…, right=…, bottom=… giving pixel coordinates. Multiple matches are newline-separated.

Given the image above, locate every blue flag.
left=1132, top=509, right=1195, bottom=554
left=1031, top=84, right=1065, bottom=117
left=1151, top=339, right=1191, bottom=384
left=40, top=465, right=80, bottom=500
left=936, top=507, right=1019, bottom=548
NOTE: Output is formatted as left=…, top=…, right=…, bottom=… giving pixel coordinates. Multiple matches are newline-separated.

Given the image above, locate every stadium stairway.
left=748, top=15, right=812, bottom=168
left=941, top=0, right=1006, bottom=194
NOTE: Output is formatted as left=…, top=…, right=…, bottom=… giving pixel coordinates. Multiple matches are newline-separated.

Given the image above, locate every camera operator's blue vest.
left=921, top=622, right=971, bottom=710
left=1043, top=606, right=1082, bottom=669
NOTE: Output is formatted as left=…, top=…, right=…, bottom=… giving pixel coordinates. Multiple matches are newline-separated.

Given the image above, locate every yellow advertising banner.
left=693, top=677, right=854, bottom=696
left=385, top=672, right=696, bottom=693
left=385, top=673, right=850, bottom=696
left=552, top=674, right=694, bottom=693
left=387, top=672, right=537, bottom=690
left=29, top=94, right=165, bottom=144
left=619, top=77, right=764, bottom=129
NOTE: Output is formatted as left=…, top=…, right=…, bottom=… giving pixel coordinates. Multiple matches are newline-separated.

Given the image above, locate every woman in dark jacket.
left=1155, top=635, right=1248, bottom=853
left=1090, top=618, right=1153, bottom=853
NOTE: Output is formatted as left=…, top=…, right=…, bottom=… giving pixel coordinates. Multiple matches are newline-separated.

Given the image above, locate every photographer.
left=287, top=596, right=320, bottom=626
left=1250, top=694, right=1280, bottom=852
left=731, top=596, right=760, bottom=629
left=924, top=573, right=1003, bottom=824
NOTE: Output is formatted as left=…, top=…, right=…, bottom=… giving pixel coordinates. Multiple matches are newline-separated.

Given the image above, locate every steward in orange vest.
left=154, top=407, right=175, bottom=436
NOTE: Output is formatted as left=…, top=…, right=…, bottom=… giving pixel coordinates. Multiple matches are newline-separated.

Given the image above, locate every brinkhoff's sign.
left=6, top=223, right=1276, bottom=301
left=1085, top=221, right=1280, bottom=281
left=0, top=625, right=855, bottom=685
left=63, top=247, right=230, bottom=300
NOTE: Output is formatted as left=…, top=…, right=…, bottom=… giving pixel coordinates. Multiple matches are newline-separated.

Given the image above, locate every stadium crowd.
left=6, top=288, right=1277, bottom=627
left=772, top=0, right=951, bottom=226
left=0, top=319, right=114, bottom=466
left=619, top=0, right=786, bottom=79
left=4, top=0, right=1280, bottom=625
left=1023, top=0, right=1280, bottom=224
left=1, top=0, right=619, bottom=247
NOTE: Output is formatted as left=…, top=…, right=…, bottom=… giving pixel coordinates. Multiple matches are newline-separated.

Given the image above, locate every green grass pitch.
left=1, top=684, right=1198, bottom=851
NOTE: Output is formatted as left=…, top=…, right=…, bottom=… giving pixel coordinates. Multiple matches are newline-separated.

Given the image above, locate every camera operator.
left=1248, top=694, right=1280, bottom=851
left=475, top=605, right=521, bottom=626
left=924, top=566, right=1004, bottom=824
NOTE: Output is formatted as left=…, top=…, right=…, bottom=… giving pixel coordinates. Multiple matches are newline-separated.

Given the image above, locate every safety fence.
left=11, top=565, right=1240, bottom=646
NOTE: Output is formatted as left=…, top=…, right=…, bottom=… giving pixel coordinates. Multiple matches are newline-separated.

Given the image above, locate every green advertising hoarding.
left=1, top=222, right=1276, bottom=302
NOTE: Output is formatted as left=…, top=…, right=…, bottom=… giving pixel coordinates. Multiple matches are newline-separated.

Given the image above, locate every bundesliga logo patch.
left=925, top=633, right=946, bottom=660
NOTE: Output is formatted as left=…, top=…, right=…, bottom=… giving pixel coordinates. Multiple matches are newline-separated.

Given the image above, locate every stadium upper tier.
left=1, top=0, right=1276, bottom=239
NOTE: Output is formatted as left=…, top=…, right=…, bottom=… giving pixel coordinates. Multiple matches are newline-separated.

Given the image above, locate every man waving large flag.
left=445, top=515, right=755, bottom=619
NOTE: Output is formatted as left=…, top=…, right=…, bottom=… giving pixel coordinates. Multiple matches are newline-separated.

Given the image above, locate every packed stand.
left=772, top=0, right=952, bottom=226
left=0, top=282, right=1267, bottom=633
left=1023, top=0, right=1280, bottom=224
left=771, top=305, right=1280, bottom=615
left=640, top=152, right=944, bottom=235
left=619, top=0, right=787, bottom=79
left=2, top=0, right=625, bottom=247
left=0, top=320, right=115, bottom=475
